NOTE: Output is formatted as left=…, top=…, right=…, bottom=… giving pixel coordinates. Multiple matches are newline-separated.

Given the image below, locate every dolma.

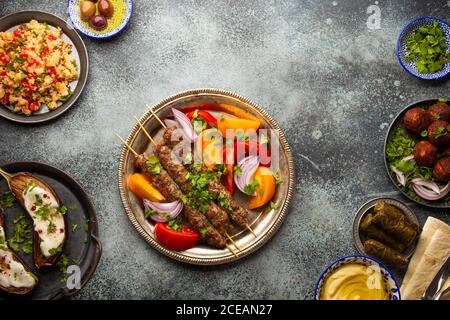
left=374, top=201, right=420, bottom=233
left=360, top=213, right=406, bottom=252
left=364, top=239, right=408, bottom=268
left=372, top=205, right=419, bottom=247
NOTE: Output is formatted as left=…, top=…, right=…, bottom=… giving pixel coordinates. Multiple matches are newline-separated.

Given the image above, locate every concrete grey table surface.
left=1, top=0, right=450, bottom=299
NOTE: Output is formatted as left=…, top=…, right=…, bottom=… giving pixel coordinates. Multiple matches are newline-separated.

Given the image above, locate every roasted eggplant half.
left=0, top=169, right=67, bottom=268
left=0, top=209, right=38, bottom=295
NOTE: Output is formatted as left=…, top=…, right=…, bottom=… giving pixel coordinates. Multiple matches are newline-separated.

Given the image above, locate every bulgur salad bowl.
left=0, top=11, right=88, bottom=124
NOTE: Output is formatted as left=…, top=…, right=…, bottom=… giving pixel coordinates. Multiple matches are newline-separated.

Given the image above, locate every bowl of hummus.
left=314, top=255, right=401, bottom=300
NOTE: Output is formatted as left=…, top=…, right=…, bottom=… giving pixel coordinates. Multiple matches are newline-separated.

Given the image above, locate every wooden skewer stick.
left=225, top=233, right=241, bottom=251
left=146, top=104, right=167, bottom=129
left=133, top=116, right=157, bottom=147
left=226, top=243, right=238, bottom=257
left=246, top=224, right=256, bottom=237
left=115, top=134, right=138, bottom=157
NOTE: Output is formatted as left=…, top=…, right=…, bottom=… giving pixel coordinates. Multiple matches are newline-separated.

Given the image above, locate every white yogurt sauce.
left=0, top=226, right=36, bottom=288
left=23, top=182, right=65, bottom=257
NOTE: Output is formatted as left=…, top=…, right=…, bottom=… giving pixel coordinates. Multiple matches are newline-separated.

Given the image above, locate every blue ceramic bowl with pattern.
left=396, top=16, right=450, bottom=80
left=67, top=0, right=133, bottom=39
left=314, top=255, right=401, bottom=300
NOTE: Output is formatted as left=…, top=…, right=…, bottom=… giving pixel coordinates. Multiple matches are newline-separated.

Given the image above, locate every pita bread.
left=401, top=217, right=450, bottom=291
left=401, top=229, right=450, bottom=299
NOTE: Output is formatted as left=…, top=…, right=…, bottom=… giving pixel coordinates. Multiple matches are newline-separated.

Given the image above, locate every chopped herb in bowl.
left=405, top=21, right=450, bottom=74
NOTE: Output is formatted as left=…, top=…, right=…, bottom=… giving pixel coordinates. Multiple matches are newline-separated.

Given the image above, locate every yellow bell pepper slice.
left=219, top=103, right=260, bottom=122
left=248, top=167, right=276, bottom=209
left=128, top=173, right=165, bottom=202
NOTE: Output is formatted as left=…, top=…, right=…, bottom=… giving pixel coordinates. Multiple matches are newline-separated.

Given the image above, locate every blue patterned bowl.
left=397, top=16, right=450, bottom=80
left=314, top=255, right=401, bottom=300
left=67, top=0, right=133, bottom=39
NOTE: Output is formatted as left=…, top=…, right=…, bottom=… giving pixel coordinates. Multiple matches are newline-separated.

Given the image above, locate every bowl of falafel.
left=385, top=98, right=450, bottom=208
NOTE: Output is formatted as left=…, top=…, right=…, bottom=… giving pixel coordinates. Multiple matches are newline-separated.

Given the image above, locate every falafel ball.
left=428, top=120, right=450, bottom=146
left=404, top=107, right=432, bottom=134
left=413, top=141, right=438, bottom=167
left=433, top=157, right=450, bottom=181
left=429, top=102, right=450, bottom=121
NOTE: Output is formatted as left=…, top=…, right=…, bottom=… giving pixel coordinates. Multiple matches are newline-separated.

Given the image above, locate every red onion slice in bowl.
left=391, top=166, right=406, bottom=187
left=411, top=178, right=441, bottom=194
left=412, top=182, right=450, bottom=201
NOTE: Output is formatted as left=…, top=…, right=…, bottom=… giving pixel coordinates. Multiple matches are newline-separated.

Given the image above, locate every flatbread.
left=401, top=217, right=450, bottom=291
left=401, top=230, right=450, bottom=300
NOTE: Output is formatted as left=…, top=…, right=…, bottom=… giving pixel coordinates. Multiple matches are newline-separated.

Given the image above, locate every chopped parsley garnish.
left=16, top=37, right=26, bottom=46
left=234, top=165, right=242, bottom=177
left=405, top=21, right=450, bottom=74
left=243, top=180, right=259, bottom=195
left=22, top=241, right=33, bottom=254
left=57, top=205, right=68, bottom=215
left=0, top=191, right=15, bottom=209
left=57, top=254, right=69, bottom=283
left=192, top=112, right=207, bottom=134
left=144, top=209, right=156, bottom=219
left=265, top=201, right=278, bottom=213
left=7, top=215, right=32, bottom=253
left=34, top=194, right=43, bottom=206
left=72, top=224, right=78, bottom=232
left=47, top=221, right=56, bottom=234
left=199, top=227, right=207, bottom=238
left=236, top=131, right=249, bottom=141
left=438, top=97, right=447, bottom=103
left=84, top=221, right=89, bottom=232
left=23, top=181, right=36, bottom=195
left=167, top=215, right=183, bottom=232
left=273, top=172, right=283, bottom=185
left=433, top=126, right=448, bottom=139
left=217, top=192, right=233, bottom=211
left=421, top=130, right=428, bottom=137
left=146, top=155, right=162, bottom=175
left=48, top=247, right=62, bottom=256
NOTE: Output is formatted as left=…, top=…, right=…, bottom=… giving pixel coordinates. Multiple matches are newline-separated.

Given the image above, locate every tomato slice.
left=154, top=223, right=200, bottom=251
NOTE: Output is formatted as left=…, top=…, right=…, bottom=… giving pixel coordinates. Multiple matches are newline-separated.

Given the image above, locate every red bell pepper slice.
left=186, top=110, right=218, bottom=128
left=154, top=222, right=200, bottom=251
left=222, top=147, right=235, bottom=194
left=234, top=140, right=271, bottom=167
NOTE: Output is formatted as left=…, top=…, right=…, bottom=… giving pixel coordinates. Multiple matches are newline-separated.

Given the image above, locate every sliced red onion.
left=391, top=166, right=406, bottom=187
left=413, top=183, right=450, bottom=201
left=411, top=178, right=441, bottom=194
left=143, top=199, right=183, bottom=222
left=403, top=155, right=414, bottom=161
left=172, top=108, right=197, bottom=142
left=234, top=155, right=259, bottom=195
left=164, top=119, right=180, bottom=129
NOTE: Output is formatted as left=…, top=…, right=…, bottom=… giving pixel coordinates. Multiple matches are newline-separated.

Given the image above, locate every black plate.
left=0, top=162, right=101, bottom=299
left=384, top=98, right=450, bottom=208
left=0, top=11, right=88, bottom=124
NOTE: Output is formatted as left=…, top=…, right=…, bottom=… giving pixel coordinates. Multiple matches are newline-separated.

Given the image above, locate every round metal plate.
left=0, top=162, right=101, bottom=300
left=352, top=197, right=419, bottom=260
left=384, top=98, right=450, bottom=208
left=118, top=88, right=295, bottom=265
left=0, top=11, right=88, bottom=124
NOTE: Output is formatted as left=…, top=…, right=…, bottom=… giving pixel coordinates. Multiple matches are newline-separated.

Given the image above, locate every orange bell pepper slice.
left=128, top=173, right=165, bottom=202
left=248, top=167, right=276, bottom=209
left=219, top=103, right=260, bottom=122
left=217, top=117, right=261, bottom=137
